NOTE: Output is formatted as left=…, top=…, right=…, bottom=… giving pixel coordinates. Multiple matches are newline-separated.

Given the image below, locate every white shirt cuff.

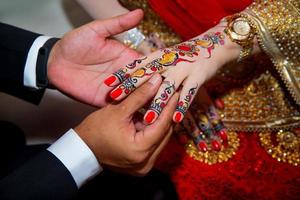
left=47, top=129, right=102, bottom=188
left=24, top=35, right=52, bottom=89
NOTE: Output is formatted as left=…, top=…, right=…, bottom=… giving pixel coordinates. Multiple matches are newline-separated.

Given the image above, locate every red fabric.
left=148, top=0, right=252, bottom=40
left=156, top=133, right=300, bottom=200
left=147, top=0, right=300, bottom=199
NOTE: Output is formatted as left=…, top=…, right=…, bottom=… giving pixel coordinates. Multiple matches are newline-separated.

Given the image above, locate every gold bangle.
left=223, top=13, right=258, bottom=62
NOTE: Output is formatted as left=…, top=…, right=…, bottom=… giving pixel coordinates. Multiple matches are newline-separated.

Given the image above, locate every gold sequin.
left=259, top=130, right=300, bottom=166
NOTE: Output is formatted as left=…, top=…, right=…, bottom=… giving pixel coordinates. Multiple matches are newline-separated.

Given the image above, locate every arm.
left=76, top=0, right=158, bottom=54
left=104, top=18, right=261, bottom=123
left=0, top=74, right=177, bottom=199
left=0, top=150, right=78, bottom=199
left=0, top=23, right=46, bottom=104
left=76, top=0, right=129, bottom=42
left=0, top=10, right=144, bottom=107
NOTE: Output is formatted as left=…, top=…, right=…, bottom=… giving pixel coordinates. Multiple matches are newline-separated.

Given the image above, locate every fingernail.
left=144, top=110, right=157, bottom=124
left=104, top=75, right=117, bottom=86
left=211, top=140, right=221, bottom=151
left=198, top=141, right=208, bottom=152
left=110, top=87, right=123, bottom=100
left=214, top=98, right=225, bottom=110
left=218, top=129, right=227, bottom=141
left=148, top=74, right=161, bottom=86
left=173, top=111, right=183, bottom=123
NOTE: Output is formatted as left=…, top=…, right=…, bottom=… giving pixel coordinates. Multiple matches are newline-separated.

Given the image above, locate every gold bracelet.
left=223, top=13, right=258, bottom=62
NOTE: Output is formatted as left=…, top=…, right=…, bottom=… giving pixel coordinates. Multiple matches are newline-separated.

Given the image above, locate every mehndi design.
left=144, top=80, right=176, bottom=124
left=174, top=84, right=198, bottom=123
left=105, top=31, right=226, bottom=123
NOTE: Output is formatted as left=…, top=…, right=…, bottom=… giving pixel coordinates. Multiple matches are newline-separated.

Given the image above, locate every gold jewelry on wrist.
left=223, top=13, right=258, bottom=62
left=123, top=28, right=146, bottom=49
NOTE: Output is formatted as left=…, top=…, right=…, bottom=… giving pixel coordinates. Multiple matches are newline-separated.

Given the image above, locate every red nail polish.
left=144, top=111, right=156, bottom=124
left=174, top=112, right=183, bottom=123
left=104, top=75, right=117, bottom=86
left=214, top=98, right=225, bottom=110
left=110, top=88, right=123, bottom=99
left=211, top=140, right=221, bottom=151
left=218, top=129, right=227, bottom=141
left=198, top=141, right=208, bottom=152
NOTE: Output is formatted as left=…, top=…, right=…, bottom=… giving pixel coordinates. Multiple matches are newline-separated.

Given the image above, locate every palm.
left=47, top=11, right=142, bottom=107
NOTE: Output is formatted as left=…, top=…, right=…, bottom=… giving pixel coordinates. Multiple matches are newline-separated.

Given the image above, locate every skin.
left=75, top=74, right=178, bottom=176
left=105, top=22, right=260, bottom=124
left=46, top=10, right=179, bottom=174
left=47, top=9, right=143, bottom=107
left=77, top=0, right=230, bottom=150
left=76, top=0, right=154, bottom=54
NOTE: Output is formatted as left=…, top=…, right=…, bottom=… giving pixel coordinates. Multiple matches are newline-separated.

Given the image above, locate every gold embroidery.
left=186, top=131, right=240, bottom=165
left=246, top=0, right=300, bottom=105
left=259, top=130, right=300, bottom=166
left=119, top=0, right=300, bottom=165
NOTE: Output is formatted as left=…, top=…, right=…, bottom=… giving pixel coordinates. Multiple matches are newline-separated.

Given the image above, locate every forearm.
left=76, top=0, right=128, bottom=19
left=190, top=19, right=260, bottom=74
left=0, top=150, right=77, bottom=199
left=76, top=0, right=129, bottom=41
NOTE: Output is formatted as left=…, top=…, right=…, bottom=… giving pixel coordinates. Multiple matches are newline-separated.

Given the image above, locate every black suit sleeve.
left=0, top=150, right=78, bottom=200
left=0, top=22, right=45, bottom=104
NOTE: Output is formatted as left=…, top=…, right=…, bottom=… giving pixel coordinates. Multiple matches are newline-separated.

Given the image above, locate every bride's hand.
left=179, top=87, right=227, bottom=152
left=103, top=23, right=239, bottom=124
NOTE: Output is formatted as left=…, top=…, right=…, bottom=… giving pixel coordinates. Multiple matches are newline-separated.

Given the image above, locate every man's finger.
left=147, top=127, right=173, bottom=165
left=118, top=74, right=162, bottom=116
left=90, top=9, right=144, bottom=37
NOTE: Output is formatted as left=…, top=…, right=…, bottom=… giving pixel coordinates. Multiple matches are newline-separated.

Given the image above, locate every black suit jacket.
left=0, top=23, right=78, bottom=199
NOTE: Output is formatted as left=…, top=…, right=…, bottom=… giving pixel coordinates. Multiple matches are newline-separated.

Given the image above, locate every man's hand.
left=47, top=10, right=143, bottom=107
left=75, top=74, right=178, bottom=176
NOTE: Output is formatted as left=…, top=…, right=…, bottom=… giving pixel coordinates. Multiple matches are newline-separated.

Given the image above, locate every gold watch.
left=224, top=13, right=257, bottom=62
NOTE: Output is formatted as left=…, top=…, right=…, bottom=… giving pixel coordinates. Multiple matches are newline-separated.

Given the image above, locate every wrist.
left=35, top=38, right=60, bottom=89
left=46, top=40, right=60, bottom=89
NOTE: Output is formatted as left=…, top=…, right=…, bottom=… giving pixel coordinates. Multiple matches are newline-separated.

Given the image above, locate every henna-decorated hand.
left=180, top=87, right=227, bottom=152
left=103, top=23, right=240, bottom=124
left=47, top=10, right=143, bottom=107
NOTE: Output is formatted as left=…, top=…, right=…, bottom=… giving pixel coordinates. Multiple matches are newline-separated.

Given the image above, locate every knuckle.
left=135, top=86, right=150, bottom=97
left=117, top=103, right=128, bottom=113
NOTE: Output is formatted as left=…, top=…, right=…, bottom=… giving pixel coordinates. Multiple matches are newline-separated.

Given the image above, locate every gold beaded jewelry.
left=224, top=13, right=258, bottom=62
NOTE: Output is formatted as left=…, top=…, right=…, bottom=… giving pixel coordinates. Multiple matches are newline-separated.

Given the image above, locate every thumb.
left=89, top=9, right=144, bottom=38
left=118, top=74, right=162, bottom=117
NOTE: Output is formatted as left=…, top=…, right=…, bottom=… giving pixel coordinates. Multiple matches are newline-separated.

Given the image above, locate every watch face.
left=233, top=18, right=251, bottom=36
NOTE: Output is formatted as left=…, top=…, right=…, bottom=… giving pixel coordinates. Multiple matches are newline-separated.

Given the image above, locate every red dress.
left=148, top=0, right=300, bottom=199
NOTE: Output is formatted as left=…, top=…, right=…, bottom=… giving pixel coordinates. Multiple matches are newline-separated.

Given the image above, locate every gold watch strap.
left=224, top=13, right=258, bottom=62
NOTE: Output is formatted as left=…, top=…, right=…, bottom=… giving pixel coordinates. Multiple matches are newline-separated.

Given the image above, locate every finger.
left=205, top=104, right=227, bottom=141
left=197, top=88, right=227, bottom=142
left=122, top=127, right=173, bottom=177
left=173, top=78, right=200, bottom=123
left=109, top=44, right=196, bottom=100
left=89, top=9, right=144, bottom=38
left=182, top=111, right=208, bottom=152
left=195, top=111, right=221, bottom=151
left=146, top=127, right=173, bottom=166
left=109, top=50, right=164, bottom=100
left=104, top=57, right=147, bottom=87
left=118, top=74, right=162, bottom=117
left=141, top=93, right=179, bottom=146
left=144, top=74, right=186, bottom=124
